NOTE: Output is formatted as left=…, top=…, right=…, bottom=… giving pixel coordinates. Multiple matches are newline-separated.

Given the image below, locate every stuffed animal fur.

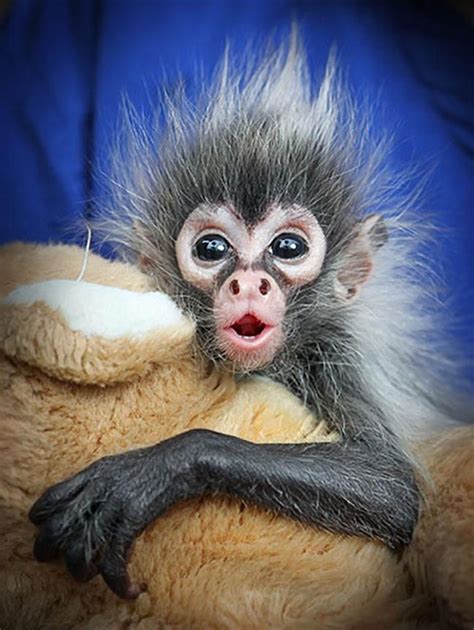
left=0, top=242, right=472, bottom=629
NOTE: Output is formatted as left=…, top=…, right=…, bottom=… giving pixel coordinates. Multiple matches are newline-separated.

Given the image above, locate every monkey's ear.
left=335, top=214, right=388, bottom=302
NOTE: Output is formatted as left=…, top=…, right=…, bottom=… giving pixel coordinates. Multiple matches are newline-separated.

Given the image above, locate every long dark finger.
left=98, top=537, right=145, bottom=600
left=64, top=536, right=101, bottom=582
left=61, top=495, right=121, bottom=581
left=33, top=518, right=69, bottom=562
left=29, top=472, right=89, bottom=525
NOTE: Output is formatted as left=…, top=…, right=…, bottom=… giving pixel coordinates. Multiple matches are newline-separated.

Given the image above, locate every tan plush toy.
left=0, top=242, right=472, bottom=629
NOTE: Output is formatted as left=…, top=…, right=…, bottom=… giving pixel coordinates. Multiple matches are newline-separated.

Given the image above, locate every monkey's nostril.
left=259, top=279, right=271, bottom=295
left=230, top=279, right=240, bottom=295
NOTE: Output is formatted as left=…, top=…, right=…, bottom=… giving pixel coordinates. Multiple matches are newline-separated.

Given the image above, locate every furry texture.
left=96, top=35, right=461, bottom=450
left=0, top=243, right=473, bottom=629
left=84, top=36, right=471, bottom=557
left=4, top=280, right=186, bottom=340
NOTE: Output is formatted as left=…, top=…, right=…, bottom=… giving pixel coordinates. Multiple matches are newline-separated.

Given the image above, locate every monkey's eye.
left=193, top=234, right=231, bottom=262
left=270, top=233, right=308, bottom=260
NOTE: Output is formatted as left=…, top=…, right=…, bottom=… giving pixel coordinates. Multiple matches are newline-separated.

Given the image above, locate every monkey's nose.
left=230, top=279, right=240, bottom=295
left=226, top=270, right=274, bottom=299
left=259, top=278, right=271, bottom=295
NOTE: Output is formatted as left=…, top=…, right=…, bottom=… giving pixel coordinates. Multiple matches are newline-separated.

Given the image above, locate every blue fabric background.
left=0, top=0, right=472, bottom=382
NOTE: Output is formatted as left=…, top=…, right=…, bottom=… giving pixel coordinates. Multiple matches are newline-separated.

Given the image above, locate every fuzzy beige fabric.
left=0, top=243, right=472, bottom=629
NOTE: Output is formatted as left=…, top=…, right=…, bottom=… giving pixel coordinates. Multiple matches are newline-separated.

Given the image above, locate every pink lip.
left=222, top=313, right=277, bottom=352
left=223, top=324, right=277, bottom=351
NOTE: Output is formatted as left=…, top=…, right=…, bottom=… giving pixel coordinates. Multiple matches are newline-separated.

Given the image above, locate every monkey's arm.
left=29, top=429, right=419, bottom=599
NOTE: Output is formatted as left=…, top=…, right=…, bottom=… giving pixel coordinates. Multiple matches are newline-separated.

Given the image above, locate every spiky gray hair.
left=95, top=33, right=465, bottom=449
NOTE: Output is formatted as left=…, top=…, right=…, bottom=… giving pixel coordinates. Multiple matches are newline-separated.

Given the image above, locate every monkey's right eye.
left=193, top=234, right=231, bottom=262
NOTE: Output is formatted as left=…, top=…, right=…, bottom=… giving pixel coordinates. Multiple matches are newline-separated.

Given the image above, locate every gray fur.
left=95, top=33, right=465, bottom=453
left=29, top=36, right=471, bottom=577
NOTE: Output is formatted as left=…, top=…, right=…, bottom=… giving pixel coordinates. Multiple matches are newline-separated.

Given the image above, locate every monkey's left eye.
left=193, top=234, right=231, bottom=262
left=270, top=233, right=308, bottom=260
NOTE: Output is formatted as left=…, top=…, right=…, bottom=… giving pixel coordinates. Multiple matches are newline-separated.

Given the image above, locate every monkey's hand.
left=29, top=429, right=419, bottom=599
left=29, top=431, right=207, bottom=599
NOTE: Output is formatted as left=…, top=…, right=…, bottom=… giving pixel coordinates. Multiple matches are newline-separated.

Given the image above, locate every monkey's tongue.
left=231, top=314, right=266, bottom=338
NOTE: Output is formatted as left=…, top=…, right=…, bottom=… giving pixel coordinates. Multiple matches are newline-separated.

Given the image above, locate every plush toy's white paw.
left=3, top=279, right=186, bottom=339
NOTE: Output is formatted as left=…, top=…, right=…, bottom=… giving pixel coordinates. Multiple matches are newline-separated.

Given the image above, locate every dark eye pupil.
left=194, top=234, right=230, bottom=261
left=271, top=234, right=308, bottom=259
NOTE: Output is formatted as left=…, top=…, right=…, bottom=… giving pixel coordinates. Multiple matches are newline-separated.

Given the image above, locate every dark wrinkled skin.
left=30, top=429, right=419, bottom=599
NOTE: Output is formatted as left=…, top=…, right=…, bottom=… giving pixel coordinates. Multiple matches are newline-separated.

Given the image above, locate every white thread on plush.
left=3, top=280, right=187, bottom=339
left=75, top=223, right=93, bottom=282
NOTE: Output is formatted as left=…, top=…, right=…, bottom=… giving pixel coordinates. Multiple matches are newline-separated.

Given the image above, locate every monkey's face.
left=176, top=204, right=327, bottom=371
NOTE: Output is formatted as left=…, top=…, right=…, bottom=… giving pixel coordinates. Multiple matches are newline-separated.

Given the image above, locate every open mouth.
left=220, top=313, right=282, bottom=366
left=222, top=313, right=277, bottom=354
left=230, top=314, right=266, bottom=339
